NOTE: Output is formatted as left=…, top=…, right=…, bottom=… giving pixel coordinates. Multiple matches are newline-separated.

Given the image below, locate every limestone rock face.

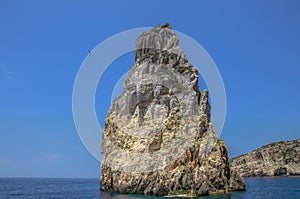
left=231, top=139, right=300, bottom=177
left=100, top=26, right=245, bottom=196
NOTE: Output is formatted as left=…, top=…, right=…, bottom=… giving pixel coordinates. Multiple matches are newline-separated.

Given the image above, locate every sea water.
left=0, top=177, right=299, bottom=198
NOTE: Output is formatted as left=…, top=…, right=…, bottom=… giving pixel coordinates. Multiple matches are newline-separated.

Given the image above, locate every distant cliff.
left=230, top=139, right=300, bottom=177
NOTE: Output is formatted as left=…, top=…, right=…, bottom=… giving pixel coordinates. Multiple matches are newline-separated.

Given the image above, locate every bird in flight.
left=89, top=50, right=92, bottom=57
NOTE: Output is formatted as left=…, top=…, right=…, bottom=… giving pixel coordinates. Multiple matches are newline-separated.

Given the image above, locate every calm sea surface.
left=0, top=177, right=299, bottom=198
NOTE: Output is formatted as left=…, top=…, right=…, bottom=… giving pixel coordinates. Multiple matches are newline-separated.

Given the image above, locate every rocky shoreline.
left=230, top=139, right=300, bottom=177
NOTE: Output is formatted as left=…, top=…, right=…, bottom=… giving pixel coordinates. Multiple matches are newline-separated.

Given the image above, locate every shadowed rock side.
left=100, top=26, right=245, bottom=196
left=231, top=139, right=300, bottom=177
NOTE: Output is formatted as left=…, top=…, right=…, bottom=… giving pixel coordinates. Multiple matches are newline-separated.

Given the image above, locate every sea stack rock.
left=100, top=24, right=245, bottom=196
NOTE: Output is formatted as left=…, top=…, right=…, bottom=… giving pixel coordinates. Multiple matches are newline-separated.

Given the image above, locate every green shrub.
left=161, top=22, right=171, bottom=29
left=175, top=65, right=187, bottom=74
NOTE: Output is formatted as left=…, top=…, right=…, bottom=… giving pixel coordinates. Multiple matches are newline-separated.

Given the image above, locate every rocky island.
left=100, top=24, right=245, bottom=196
left=231, top=139, right=300, bottom=177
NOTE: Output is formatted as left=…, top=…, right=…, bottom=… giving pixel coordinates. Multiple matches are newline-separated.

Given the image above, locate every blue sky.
left=0, top=0, right=300, bottom=178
